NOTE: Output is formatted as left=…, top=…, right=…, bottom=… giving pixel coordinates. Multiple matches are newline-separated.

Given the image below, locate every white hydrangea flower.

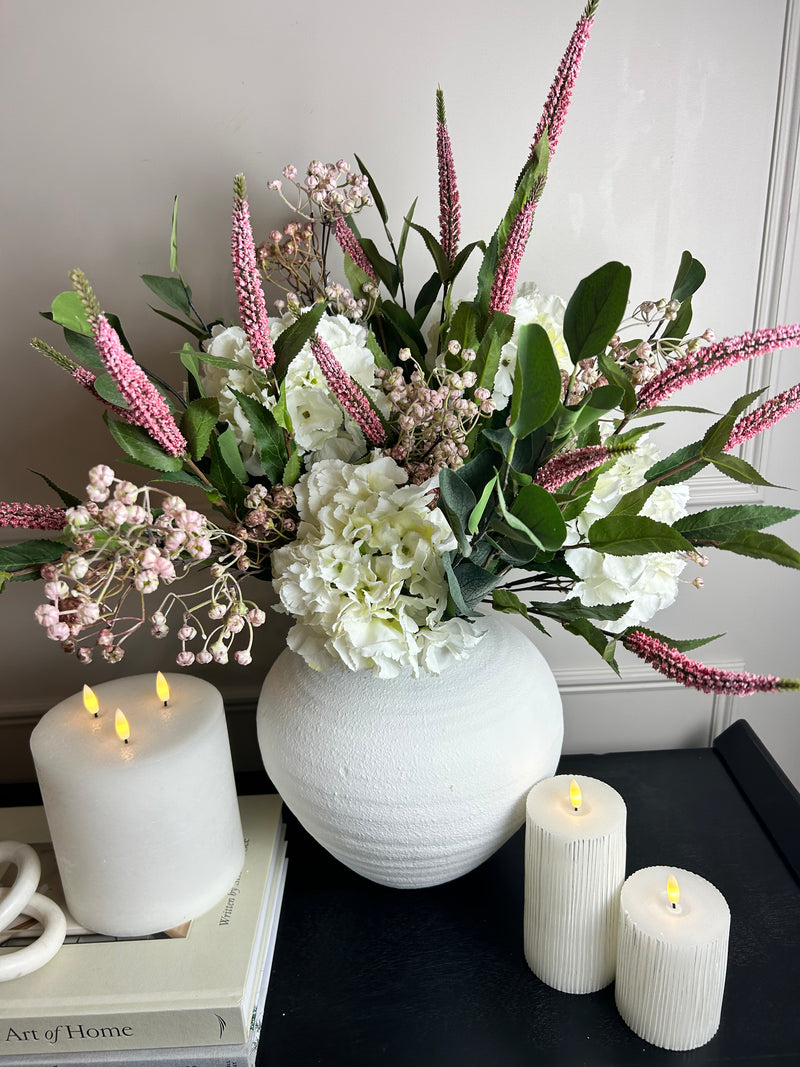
left=271, top=455, right=484, bottom=678
left=493, top=282, right=572, bottom=408
left=201, top=313, right=386, bottom=474
left=564, top=436, right=690, bottom=632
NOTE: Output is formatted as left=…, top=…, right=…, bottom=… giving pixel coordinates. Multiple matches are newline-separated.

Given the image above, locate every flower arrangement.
left=3, top=0, right=800, bottom=695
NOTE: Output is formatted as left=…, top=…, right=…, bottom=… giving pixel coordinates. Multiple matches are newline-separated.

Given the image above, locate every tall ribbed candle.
left=615, top=866, right=730, bottom=1050
left=524, top=774, right=626, bottom=993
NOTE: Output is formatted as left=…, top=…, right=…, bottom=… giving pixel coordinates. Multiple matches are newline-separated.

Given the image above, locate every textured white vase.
left=256, top=613, right=563, bottom=888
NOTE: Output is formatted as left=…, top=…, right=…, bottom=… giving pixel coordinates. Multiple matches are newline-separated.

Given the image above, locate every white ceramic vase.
left=256, top=612, right=563, bottom=888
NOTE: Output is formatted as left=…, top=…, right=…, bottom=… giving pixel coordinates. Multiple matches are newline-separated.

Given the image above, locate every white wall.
left=1, top=0, right=798, bottom=783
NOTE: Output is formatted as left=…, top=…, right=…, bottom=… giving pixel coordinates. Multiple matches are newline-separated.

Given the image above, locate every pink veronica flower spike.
left=0, top=503, right=66, bottom=530
left=232, top=174, right=276, bottom=372
left=309, top=335, right=386, bottom=447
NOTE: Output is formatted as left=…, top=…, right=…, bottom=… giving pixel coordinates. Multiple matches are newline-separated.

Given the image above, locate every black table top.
left=257, top=719, right=800, bottom=1066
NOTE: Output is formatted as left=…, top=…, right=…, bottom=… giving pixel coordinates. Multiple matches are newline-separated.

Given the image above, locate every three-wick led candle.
left=524, top=774, right=626, bottom=993
left=30, top=673, right=245, bottom=937
left=615, top=866, right=730, bottom=1050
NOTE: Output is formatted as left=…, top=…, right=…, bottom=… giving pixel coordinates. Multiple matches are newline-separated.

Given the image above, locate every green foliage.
left=0, top=539, right=67, bottom=573
left=105, top=418, right=184, bottom=472
left=180, top=398, right=219, bottom=461
left=563, top=261, right=631, bottom=364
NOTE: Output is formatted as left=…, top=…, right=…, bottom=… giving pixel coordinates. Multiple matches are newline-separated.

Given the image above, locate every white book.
left=0, top=795, right=285, bottom=1057
left=0, top=841, right=288, bottom=1067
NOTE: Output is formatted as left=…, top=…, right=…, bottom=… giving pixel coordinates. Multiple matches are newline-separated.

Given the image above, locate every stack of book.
left=0, top=794, right=287, bottom=1067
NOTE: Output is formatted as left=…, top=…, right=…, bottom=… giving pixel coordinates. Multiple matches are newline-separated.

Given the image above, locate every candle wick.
left=94, top=712, right=98, bottom=719
left=124, top=738, right=129, bottom=745
left=671, top=901, right=677, bottom=909
left=163, top=700, right=168, bottom=708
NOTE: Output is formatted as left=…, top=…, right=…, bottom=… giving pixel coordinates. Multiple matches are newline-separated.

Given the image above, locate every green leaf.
left=150, top=470, right=205, bottom=488
left=528, top=597, right=633, bottom=622
left=645, top=441, right=708, bottom=485
left=413, top=272, right=442, bottom=324
left=179, top=343, right=204, bottom=393
left=105, top=418, right=184, bottom=472
left=179, top=397, right=219, bottom=461
left=468, top=474, right=498, bottom=535
left=30, top=471, right=82, bottom=509
left=509, top=484, right=567, bottom=552
left=397, top=197, right=418, bottom=268
left=51, top=291, right=92, bottom=336
left=92, top=372, right=130, bottom=410
left=353, top=154, right=388, bottom=225
left=674, top=505, right=799, bottom=543
left=670, top=250, right=706, bottom=304
left=597, top=351, right=637, bottom=414
left=588, top=515, right=694, bottom=556
left=149, top=305, right=207, bottom=341
left=626, top=627, right=724, bottom=653
left=563, top=261, right=631, bottom=364
left=0, top=539, right=67, bottom=572
left=509, top=324, right=562, bottom=439
left=448, top=556, right=499, bottom=613
left=408, top=221, right=451, bottom=282
left=567, top=384, right=624, bottom=436
left=491, top=588, right=529, bottom=618
left=607, top=480, right=657, bottom=518
left=710, top=453, right=780, bottom=488
left=380, top=302, right=427, bottom=358
left=630, top=403, right=719, bottom=419
left=702, top=388, right=765, bottom=456
left=282, top=448, right=302, bottom=487
left=229, top=388, right=287, bottom=482
left=208, top=432, right=247, bottom=511
left=359, top=237, right=400, bottom=296
left=169, top=195, right=180, bottom=274
left=141, top=274, right=193, bottom=319
left=716, top=529, right=800, bottom=569
left=273, top=303, right=325, bottom=376
left=438, top=468, right=476, bottom=556
left=364, top=329, right=393, bottom=371
left=561, top=617, right=620, bottom=673
left=62, top=326, right=105, bottom=372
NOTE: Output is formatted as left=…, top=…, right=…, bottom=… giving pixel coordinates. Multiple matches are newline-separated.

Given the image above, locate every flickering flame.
left=569, top=778, right=583, bottom=811
left=114, top=709, right=130, bottom=743
left=156, top=671, right=170, bottom=704
left=667, top=874, right=680, bottom=906
left=83, top=684, right=99, bottom=717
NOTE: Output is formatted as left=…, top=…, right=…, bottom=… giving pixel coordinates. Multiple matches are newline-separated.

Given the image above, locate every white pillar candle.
left=524, top=774, right=626, bottom=993
left=615, top=866, right=730, bottom=1051
left=30, top=673, right=245, bottom=938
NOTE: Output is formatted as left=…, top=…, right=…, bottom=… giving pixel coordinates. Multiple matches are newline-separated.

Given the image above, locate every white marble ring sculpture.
left=0, top=840, right=67, bottom=981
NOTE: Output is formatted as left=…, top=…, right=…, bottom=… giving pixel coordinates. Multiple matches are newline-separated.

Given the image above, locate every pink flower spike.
left=530, top=0, right=599, bottom=160
left=334, top=217, right=377, bottom=283
left=489, top=200, right=536, bottom=315
left=637, top=324, right=800, bottom=410
left=91, top=315, right=187, bottom=457
left=0, top=502, right=67, bottom=530
left=232, top=175, right=276, bottom=371
left=534, top=443, right=623, bottom=492
left=309, top=335, right=386, bottom=446
left=436, top=88, right=462, bottom=264
left=623, top=630, right=800, bottom=695
left=724, top=381, right=800, bottom=451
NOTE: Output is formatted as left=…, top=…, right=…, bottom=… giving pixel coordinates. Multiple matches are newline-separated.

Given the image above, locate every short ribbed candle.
left=615, top=866, right=730, bottom=1050
left=524, top=774, right=626, bottom=993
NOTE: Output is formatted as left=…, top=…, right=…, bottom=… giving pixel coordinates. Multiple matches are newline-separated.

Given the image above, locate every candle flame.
left=667, top=874, right=680, bottom=906
left=114, top=708, right=130, bottom=743
left=569, top=778, right=582, bottom=811
left=156, top=671, right=170, bottom=704
left=83, top=684, right=99, bottom=717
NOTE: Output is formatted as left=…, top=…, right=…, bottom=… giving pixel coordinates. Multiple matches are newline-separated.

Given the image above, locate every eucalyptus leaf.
left=509, top=483, right=567, bottom=552
left=563, top=261, right=631, bottom=365
left=448, top=556, right=499, bottom=613
left=141, top=274, right=193, bottom=319
left=509, top=324, right=562, bottom=439
left=438, top=468, right=476, bottom=556
left=51, top=291, right=92, bottom=336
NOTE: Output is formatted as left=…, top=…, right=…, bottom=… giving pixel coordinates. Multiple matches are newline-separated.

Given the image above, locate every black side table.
left=258, top=719, right=800, bottom=1066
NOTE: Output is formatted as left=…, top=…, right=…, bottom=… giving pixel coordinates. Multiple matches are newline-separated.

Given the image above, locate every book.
left=0, top=837, right=288, bottom=1067
left=0, top=795, right=286, bottom=1058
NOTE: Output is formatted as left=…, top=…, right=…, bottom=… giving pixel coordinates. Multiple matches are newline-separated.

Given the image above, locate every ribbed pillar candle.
left=615, top=866, right=730, bottom=1050
left=524, top=774, right=626, bottom=993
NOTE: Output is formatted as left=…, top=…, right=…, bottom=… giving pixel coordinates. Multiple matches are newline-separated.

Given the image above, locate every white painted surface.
left=1, top=1, right=798, bottom=782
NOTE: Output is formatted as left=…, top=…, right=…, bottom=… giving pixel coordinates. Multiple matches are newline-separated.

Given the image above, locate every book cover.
left=0, top=795, right=285, bottom=1056
left=0, top=839, right=288, bottom=1067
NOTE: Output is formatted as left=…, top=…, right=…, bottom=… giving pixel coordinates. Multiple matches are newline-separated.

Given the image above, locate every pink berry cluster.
left=230, top=483, right=299, bottom=564
left=377, top=343, right=496, bottom=484
left=268, top=160, right=371, bottom=222
left=33, top=467, right=266, bottom=667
